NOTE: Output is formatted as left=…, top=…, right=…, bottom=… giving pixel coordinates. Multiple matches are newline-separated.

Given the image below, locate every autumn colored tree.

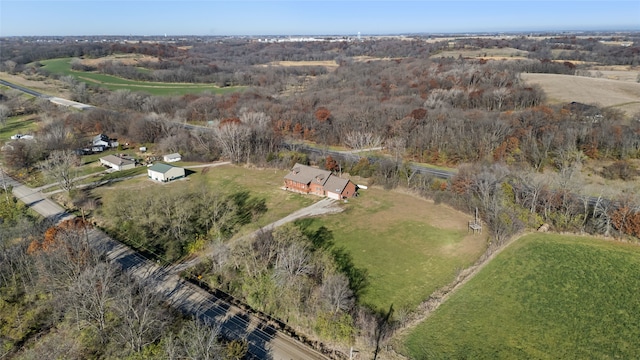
left=314, top=107, right=332, bottom=123
left=409, top=108, right=427, bottom=120
left=611, top=206, right=640, bottom=238
left=325, top=155, right=340, bottom=173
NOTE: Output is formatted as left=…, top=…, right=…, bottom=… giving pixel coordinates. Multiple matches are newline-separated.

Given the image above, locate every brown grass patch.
left=262, top=60, right=339, bottom=69
left=580, top=159, right=640, bottom=197
left=0, top=72, right=72, bottom=99
left=431, top=47, right=528, bottom=60
left=521, top=73, right=640, bottom=116
left=80, top=54, right=159, bottom=67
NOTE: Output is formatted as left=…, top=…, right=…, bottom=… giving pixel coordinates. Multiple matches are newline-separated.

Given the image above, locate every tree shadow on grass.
left=294, top=218, right=369, bottom=298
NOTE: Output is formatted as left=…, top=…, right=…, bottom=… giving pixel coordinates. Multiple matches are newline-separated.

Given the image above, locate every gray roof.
left=284, top=163, right=332, bottom=186
left=100, top=154, right=134, bottom=166
left=324, top=176, right=350, bottom=194
left=164, top=153, right=182, bottom=160
left=148, top=163, right=181, bottom=174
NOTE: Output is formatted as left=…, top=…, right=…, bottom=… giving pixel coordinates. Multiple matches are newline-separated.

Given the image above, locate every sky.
left=1, top=1, right=638, bottom=37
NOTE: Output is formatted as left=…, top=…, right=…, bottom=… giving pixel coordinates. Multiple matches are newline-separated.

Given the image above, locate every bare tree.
left=491, top=87, right=510, bottom=111
left=69, top=262, right=118, bottom=339
left=113, top=276, right=169, bottom=354
left=213, top=120, right=251, bottom=163
left=0, top=104, right=10, bottom=126
left=320, top=273, right=354, bottom=313
left=180, top=318, right=223, bottom=360
left=3, top=60, right=17, bottom=74
left=40, top=150, right=81, bottom=192
left=343, top=130, right=383, bottom=150
left=274, top=242, right=313, bottom=287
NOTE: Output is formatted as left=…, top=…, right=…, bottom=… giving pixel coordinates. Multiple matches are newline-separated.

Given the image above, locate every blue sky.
left=1, top=1, right=638, bottom=37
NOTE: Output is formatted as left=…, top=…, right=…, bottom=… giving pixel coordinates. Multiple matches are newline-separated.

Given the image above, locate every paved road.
left=1, top=169, right=74, bottom=223
left=0, top=79, right=50, bottom=98
left=0, top=79, right=93, bottom=110
left=2, top=168, right=331, bottom=360
left=89, top=229, right=329, bottom=360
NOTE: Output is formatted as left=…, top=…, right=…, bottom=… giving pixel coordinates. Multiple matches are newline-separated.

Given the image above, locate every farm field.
left=39, top=58, right=243, bottom=95
left=308, top=187, right=486, bottom=312
left=430, top=47, right=529, bottom=60
left=401, top=233, right=640, bottom=359
left=521, top=72, right=640, bottom=116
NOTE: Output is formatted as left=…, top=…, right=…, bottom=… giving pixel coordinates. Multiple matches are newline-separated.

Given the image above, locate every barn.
left=148, top=163, right=185, bottom=182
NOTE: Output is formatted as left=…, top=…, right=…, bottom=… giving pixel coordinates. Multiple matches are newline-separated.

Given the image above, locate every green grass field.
left=91, top=164, right=316, bottom=234
left=0, top=114, right=39, bottom=142
left=190, top=164, right=317, bottom=230
left=39, top=58, right=243, bottom=95
left=402, top=233, right=640, bottom=359
left=310, top=188, right=486, bottom=312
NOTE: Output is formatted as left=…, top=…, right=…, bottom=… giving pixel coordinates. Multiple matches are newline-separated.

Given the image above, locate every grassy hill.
left=402, top=233, right=640, bottom=359
left=39, top=58, right=242, bottom=95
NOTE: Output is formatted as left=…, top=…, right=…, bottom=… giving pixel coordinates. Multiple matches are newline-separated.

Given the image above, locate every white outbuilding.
left=99, top=154, right=135, bottom=171
left=147, top=163, right=185, bottom=183
left=163, top=153, right=182, bottom=162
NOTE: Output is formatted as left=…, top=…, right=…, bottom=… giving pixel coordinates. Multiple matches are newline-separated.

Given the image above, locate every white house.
left=163, top=153, right=182, bottom=162
left=99, top=155, right=136, bottom=171
left=148, top=163, right=185, bottom=182
left=93, top=134, right=118, bottom=149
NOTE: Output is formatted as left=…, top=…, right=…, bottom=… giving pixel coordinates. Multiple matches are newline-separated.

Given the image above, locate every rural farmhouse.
left=99, top=155, right=136, bottom=171
left=284, top=163, right=358, bottom=199
left=148, top=163, right=185, bottom=182
left=93, top=134, right=118, bottom=149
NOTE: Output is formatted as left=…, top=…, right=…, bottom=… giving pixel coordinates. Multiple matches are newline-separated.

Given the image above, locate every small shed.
left=163, top=153, right=182, bottom=162
left=148, top=163, right=185, bottom=182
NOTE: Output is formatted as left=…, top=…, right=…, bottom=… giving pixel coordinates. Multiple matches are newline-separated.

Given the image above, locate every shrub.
left=601, top=161, right=638, bottom=181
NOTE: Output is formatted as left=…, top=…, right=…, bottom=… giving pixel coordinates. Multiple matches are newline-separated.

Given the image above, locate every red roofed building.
left=284, top=163, right=358, bottom=199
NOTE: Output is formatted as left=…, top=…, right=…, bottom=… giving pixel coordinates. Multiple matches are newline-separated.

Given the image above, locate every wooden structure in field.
left=468, top=207, right=482, bottom=234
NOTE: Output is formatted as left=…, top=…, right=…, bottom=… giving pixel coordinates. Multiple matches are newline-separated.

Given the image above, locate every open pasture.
left=402, top=233, right=640, bottom=359
left=311, top=187, right=486, bottom=312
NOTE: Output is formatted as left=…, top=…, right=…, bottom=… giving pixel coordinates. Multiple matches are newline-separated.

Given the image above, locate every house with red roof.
left=284, top=163, right=358, bottom=199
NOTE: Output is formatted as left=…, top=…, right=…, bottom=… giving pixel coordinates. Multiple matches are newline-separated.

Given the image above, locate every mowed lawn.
left=314, top=188, right=486, bottom=312
left=92, top=164, right=316, bottom=234
left=0, top=114, right=39, bottom=142
left=403, top=233, right=640, bottom=359
left=39, top=58, right=243, bottom=95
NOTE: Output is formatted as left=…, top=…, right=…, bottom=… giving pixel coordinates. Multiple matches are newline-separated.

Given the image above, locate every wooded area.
left=1, top=32, right=640, bottom=358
